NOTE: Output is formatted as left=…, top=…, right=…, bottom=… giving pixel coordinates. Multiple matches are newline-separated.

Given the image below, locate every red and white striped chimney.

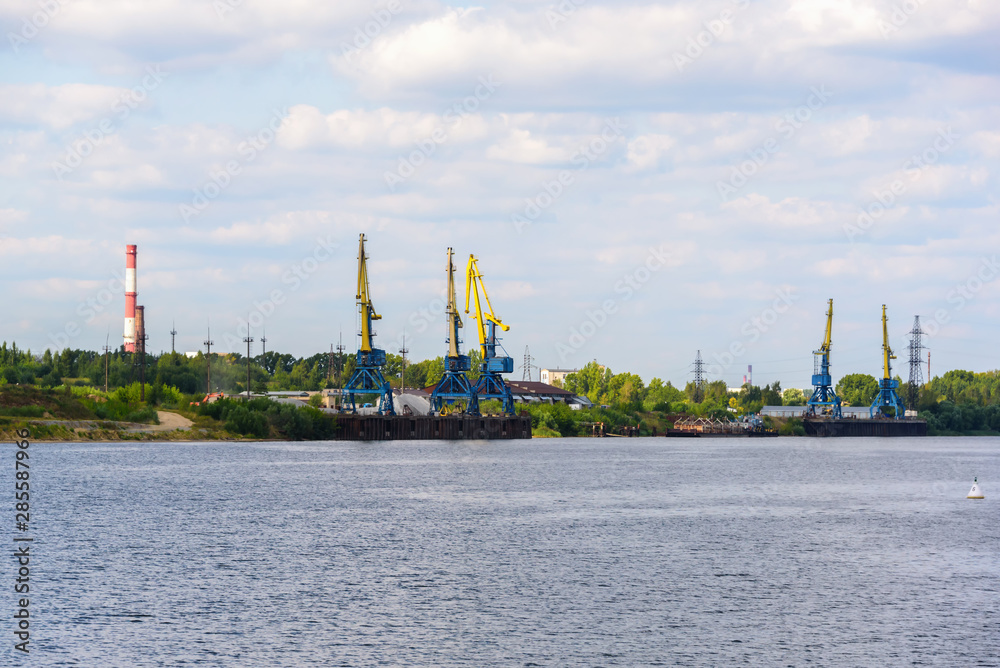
left=124, top=244, right=137, bottom=352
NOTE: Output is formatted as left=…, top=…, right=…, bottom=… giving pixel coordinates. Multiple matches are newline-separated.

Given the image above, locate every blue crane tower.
left=430, top=248, right=477, bottom=414
left=341, top=234, right=395, bottom=415
left=870, top=304, right=905, bottom=419
left=807, top=298, right=843, bottom=418
left=465, top=254, right=515, bottom=415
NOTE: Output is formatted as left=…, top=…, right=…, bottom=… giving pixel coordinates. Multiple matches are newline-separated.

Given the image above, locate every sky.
left=1, top=0, right=998, bottom=390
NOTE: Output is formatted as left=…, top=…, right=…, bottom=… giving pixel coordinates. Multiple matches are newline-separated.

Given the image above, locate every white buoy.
left=967, top=477, right=984, bottom=499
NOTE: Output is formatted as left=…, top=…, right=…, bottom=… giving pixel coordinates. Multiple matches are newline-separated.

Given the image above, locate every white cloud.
left=3, top=1, right=1000, bottom=383
left=0, top=84, right=129, bottom=129
left=0, top=208, right=28, bottom=228
left=721, top=194, right=844, bottom=228
left=626, top=134, right=676, bottom=171
left=486, top=129, right=566, bottom=164
left=277, top=104, right=491, bottom=151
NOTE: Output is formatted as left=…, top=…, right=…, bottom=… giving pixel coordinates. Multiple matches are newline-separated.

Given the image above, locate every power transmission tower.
left=399, top=333, right=409, bottom=390
left=204, top=327, right=214, bottom=394
left=170, top=321, right=177, bottom=353
left=260, top=328, right=268, bottom=373
left=335, top=332, right=346, bottom=392
left=907, top=316, right=925, bottom=409
left=103, top=333, right=110, bottom=393
left=243, top=323, right=254, bottom=401
left=520, top=345, right=536, bottom=381
left=692, top=350, right=706, bottom=402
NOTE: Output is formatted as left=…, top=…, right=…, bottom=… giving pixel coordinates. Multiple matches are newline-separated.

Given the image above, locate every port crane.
left=870, top=304, right=904, bottom=419
left=342, top=234, right=395, bottom=415
left=465, top=254, right=515, bottom=415
left=807, top=298, right=842, bottom=418
left=430, top=248, right=476, bottom=414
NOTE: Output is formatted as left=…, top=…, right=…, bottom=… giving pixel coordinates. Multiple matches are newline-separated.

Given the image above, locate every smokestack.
left=124, top=244, right=137, bottom=352
left=135, top=305, right=145, bottom=354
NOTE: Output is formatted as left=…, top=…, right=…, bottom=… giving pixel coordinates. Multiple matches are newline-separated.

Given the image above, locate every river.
left=27, top=436, right=999, bottom=666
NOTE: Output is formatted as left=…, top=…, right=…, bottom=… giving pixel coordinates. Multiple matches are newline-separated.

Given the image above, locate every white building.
left=540, top=368, right=576, bottom=386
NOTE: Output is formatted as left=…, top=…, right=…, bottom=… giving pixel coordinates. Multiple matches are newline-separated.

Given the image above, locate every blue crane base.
left=343, top=353, right=395, bottom=416
left=808, top=398, right=842, bottom=419
left=430, top=367, right=477, bottom=413
left=807, top=388, right=842, bottom=419
left=808, top=361, right=842, bottom=418
left=472, top=371, right=514, bottom=416
left=870, top=378, right=904, bottom=419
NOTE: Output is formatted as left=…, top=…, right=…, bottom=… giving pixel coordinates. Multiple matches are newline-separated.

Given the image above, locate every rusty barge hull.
left=334, top=414, right=532, bottom=441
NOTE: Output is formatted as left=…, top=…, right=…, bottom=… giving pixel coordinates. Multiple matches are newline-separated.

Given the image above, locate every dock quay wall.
left=334, top=414, right=532, bottom=441
left=803, top=418, right=928, bottom=437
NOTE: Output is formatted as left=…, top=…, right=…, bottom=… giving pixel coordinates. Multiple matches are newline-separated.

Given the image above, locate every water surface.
left=25, top=437, right=1000, bottom=666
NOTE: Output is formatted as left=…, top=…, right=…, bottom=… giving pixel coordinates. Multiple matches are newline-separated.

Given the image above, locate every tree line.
left=2, top=341, right=999, bottom=434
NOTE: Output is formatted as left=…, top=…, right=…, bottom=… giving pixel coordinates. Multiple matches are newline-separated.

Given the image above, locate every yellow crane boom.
left=465, top=254, right=508, bottom=358
left=881, top=304, right=895, bottom=380
left=446, top=248, right=463, bottom=358
left=356, top=234, right=381, bottom=353
left=816, top=298, right=833, bottom=356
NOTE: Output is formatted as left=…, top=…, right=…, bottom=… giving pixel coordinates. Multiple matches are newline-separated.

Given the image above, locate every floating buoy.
left=967, top=477, right=984, bottom=499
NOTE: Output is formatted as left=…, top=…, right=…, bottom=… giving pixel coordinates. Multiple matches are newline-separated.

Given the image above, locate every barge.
left=803, top=417, right=927, bottom=437
left=333, top=414, right=532, bottom=441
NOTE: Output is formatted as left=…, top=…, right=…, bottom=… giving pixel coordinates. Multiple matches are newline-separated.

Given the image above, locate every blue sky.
left=1, top=0, right=998, bottom=389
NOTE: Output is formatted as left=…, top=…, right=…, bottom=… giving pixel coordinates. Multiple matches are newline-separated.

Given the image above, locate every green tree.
left=605, top=371, right=644, bottom=409
left=782, top=387, right=806, bottom=406
left=564, top=361, right=612, bottom=404
left=835, top=373, right=879, bottom=406
left=761, top=382, right=782, bottom=406
left=643, top=378, right=684, bottom=411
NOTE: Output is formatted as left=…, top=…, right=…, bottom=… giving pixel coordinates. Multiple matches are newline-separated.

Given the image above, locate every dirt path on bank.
left=150, top=411, right=194, bottom=432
